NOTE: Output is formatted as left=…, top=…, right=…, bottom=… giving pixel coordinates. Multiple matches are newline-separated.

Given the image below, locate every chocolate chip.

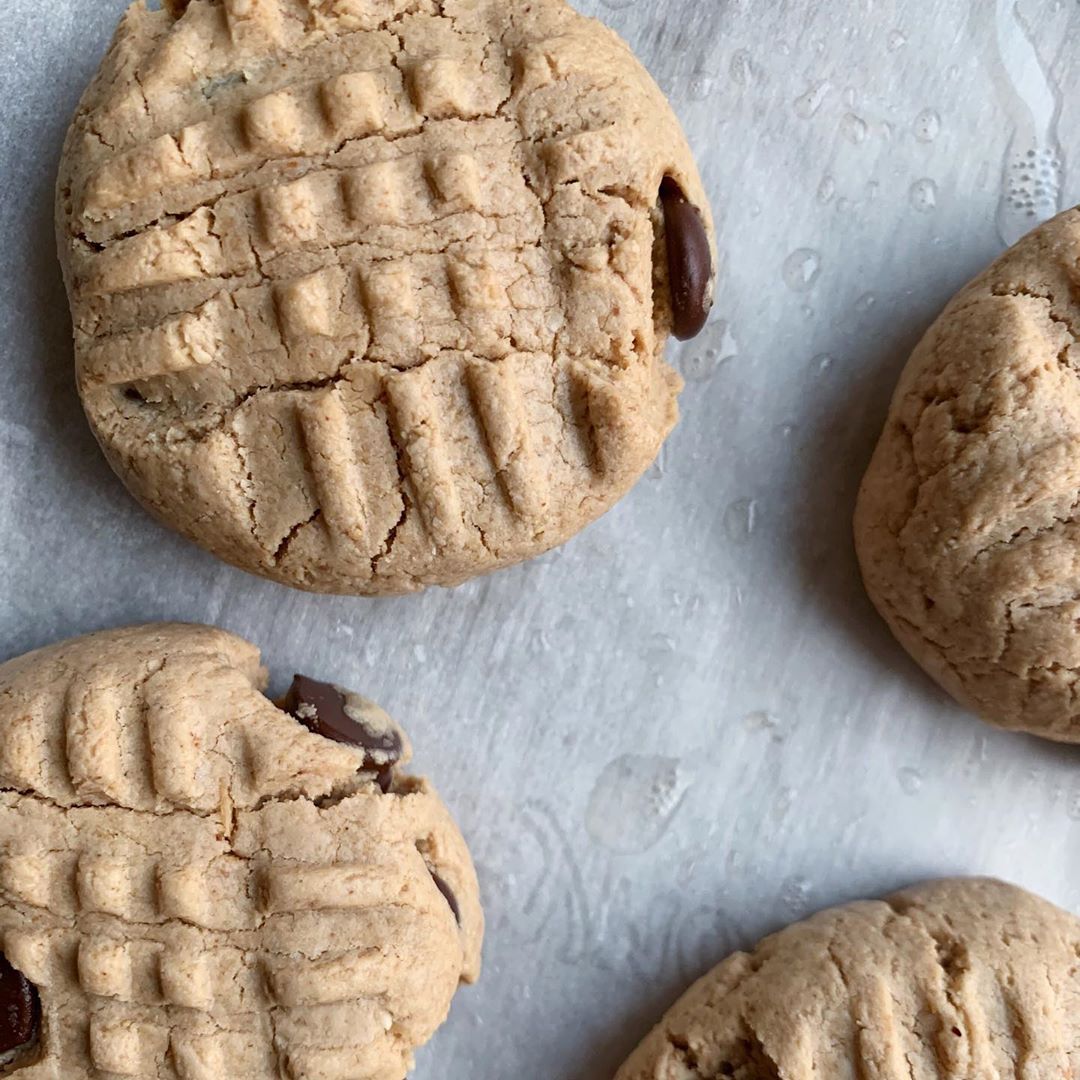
left=0, top=955, right=39, bottom=1058
left=429, top=870, right=461, bottom=925
left=659, top=177, right=713, bottom=341
left=283, top=675, right=402, bottom=788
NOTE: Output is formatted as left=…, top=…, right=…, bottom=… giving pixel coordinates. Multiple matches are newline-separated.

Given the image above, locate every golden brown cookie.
left=0, top=623, right=481, bottom=1078
left=856, top=209, right=1080, bottom=740
left=58, top=0, right=715, bottom=595
left=617, top=878, right=1080, bottom=1079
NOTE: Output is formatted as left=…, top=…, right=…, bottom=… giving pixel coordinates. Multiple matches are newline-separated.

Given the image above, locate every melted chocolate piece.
left=0, top=955, right=39, bottom=1058
left=283, top=675, right=402, bottom=789
left=659, top=177, right=713, bottom=341
left=429, top=870, right=462, bottom=925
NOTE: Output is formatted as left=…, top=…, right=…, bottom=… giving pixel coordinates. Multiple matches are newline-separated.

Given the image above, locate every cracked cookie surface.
left=0, top=623, right=482, bottom=1079
left=616, top=878, right=1080, bottom=1080
left=58, top=0, right=714, bottom=595
left=855, top=209, right=1080, bottom=739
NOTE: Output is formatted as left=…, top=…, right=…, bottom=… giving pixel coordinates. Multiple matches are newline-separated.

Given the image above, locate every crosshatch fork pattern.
left=58, top=0, right=713, bottom=594
left=0, top=624, right=483, bottom=1079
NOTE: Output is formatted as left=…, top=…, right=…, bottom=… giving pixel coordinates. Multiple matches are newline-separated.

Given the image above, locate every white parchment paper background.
left=2, top=1, right=1080, bottom=1076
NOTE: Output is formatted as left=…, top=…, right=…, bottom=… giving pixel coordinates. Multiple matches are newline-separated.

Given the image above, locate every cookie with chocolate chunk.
left=58, top=0, right=715, bottom=594
left=0, top=623, right=482, bottom=1079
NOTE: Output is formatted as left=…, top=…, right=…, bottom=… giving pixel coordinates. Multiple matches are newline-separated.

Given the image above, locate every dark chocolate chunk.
left=659, top=177, right=713, bottom=341
left=429, top=870, right=462, bottom=925
left=283, top=675, right=402, bottom=788
left=0, top=954, right=39, bottom=1057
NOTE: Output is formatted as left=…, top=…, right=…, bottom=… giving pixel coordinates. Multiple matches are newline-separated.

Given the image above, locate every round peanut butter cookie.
left=856, top=209, right=1080, bottom=740
left=617, top=878, right=1080, bottom=1079
left=0, top=623, right=482, bottom=1079
left=58, top=0, right=715, bottom=595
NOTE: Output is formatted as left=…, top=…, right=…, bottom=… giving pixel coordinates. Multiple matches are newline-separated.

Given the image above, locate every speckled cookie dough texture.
left=855, top=209, right=1080, bottom=740
left=0, top=623, right=482, bottom=1079
left=616, top=878, right=1080, bottom=1079
left=57, top=0, right=715, bottom=595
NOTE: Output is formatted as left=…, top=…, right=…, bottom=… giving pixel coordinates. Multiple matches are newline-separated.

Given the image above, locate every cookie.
left=0, top=623, right=482, bottom=1078
left=616, top=878, right=1079, bottom=1079
left=856, top=209, right=1080, bottom=740
left=58, top=0, right=715, bottom=595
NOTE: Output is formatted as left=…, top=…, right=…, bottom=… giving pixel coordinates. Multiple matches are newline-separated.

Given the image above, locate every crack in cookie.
left=58, top=0, right=715, bottom=594
left=0, top=623, right=482, bottom=1079
left=856, top=208, right=1080, bottom=739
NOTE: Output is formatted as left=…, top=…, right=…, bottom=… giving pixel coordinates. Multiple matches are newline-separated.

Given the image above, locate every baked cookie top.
left=856, top=209, right=1080, bottom=740
left=616, top=878, right=1080, bottom=1079
left=58, top=0, right=714, bottom=595
left=0, top=623, right=482, bottom=1079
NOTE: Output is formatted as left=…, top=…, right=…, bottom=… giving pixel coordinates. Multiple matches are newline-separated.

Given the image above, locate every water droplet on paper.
left=855, top=292, right=877, bottom=313
left=647, top=631, right=676, bottom=659
left=991, top=0, right=1061, bottom=246
left=794, top=81, right=830, bottom=118
left=963, top=735, right=987, bottom=777
left=887, top=29, right=907, bottom=51
left=680, top=324, right=738, bottom=382
left=745, top=710, right=778, bottom=732
left=744, top=710, right=784, bottom=743
left=717, top=322, right=739, bottom=363
left=781, top=875, right=812, bottom=914
left=898, top=766, right=923, bottom=794
left=773, top=786, right=797, bottom=818
left=814, top=352, right=835, bottom=373
left=913, top=108, right=941, bottom=143
left=730, top=49, right=757, bottom=87
left=586, top=756, right=691, bottom=854
left=817, top=175, right=836, bottom=204
left=1066, top=781, right=1080, bottom=821
left=0, top=420, right=34, bottom=451
left=910, top=177, right=938, bottom=212
left=724, top=498, right=757, bottom=542
left=782, top=248, right=821, bottom=292
left=681, top=349, right=718, bottom=383
left=687, top=72, right=717, bottom=101
left=841, top=113, right=868, bottom=144
left=999, top=143, right=1062, bottom=242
